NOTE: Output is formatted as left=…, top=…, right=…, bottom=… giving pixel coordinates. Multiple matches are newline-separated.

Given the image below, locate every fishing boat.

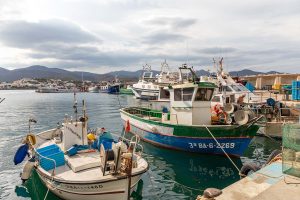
left=132, top=61, right=179, bottom=100
left=14, top=100, right=148, bottom=200
left=88, top=85, right=100, bottom=93
left=210, top=58, right=262, bottom=108
left=120, top=85, right=134, bottom=95
left=131, top=64, right=159, bottom=100
left=120, top=66, right=260, bottom=157
left=98, top=77, right=122, bottom=94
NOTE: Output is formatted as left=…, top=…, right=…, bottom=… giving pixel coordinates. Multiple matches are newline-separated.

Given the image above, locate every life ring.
left=217, top=110, right=229, bottom=124
left=213, top=104, right=222, bottom=114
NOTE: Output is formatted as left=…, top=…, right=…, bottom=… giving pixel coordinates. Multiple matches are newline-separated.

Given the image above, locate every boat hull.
left=36, top=168, right=143, bottom=200
left=120, top=110, right=258, bottom=157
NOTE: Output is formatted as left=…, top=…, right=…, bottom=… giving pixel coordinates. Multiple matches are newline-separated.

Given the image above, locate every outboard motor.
left=21, top=157, right=35, bottom=183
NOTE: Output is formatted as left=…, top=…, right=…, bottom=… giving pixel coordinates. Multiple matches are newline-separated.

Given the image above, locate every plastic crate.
left=37, top=144, right=59, bottom=155
left=282, top=124, right=300, bottom=178
left=37, top=144, right=65, bottom=171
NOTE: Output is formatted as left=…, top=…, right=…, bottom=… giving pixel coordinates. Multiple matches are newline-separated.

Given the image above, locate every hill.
left=0, top=65, right=281, bottom=82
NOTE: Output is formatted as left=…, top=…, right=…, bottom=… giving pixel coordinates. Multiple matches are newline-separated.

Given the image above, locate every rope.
left=204, top=126, right=241, bottom=174
left=43, top=188, right=50, bottom=200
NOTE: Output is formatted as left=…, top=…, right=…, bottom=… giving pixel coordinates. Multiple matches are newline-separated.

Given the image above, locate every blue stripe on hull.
left=129, top=124, right=252, bottom=157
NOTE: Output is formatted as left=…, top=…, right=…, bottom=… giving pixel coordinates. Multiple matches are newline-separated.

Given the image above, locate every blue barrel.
left=66, top=146, right=78, bottom=156
left=292, top=80, right=300, bottom=100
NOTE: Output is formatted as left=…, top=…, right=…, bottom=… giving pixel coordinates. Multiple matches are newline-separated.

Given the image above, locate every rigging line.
left=204, top=125, right=241, bottom=174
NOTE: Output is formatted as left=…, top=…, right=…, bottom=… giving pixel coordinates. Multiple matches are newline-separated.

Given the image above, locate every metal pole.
left=127, top=154, right=133, bottom=200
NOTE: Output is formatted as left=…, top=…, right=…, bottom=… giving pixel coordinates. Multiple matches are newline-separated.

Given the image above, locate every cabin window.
left=195, top=88, right=214, bottom=101
left=182, top=87, right=194, bottom=101
left=222, top=86, right=232, bottom=92
left=231, top=85, right=241, bottom=92
left=143, top=72, right=152, bottom=78
left=160, top=88, right=170, bottom=99
left=174, top=89, right=182, bottom=101
left=142, top=85, right=145, bottom=88
left=174, top=88, right=194, bottom=101
left=148, top=85, right=151, bottom=89
left=211, top=95, right=221, bottom=102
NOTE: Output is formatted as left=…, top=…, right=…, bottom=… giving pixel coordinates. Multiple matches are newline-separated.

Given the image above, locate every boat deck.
left=36, top=140, right=147, bottom=183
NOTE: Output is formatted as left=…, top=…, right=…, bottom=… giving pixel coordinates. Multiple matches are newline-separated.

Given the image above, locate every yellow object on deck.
left=26, top=134, right=36, bottom=145
left=273, top=84, right=281, bottom=90
left=87, top=133, right=96, bottom=141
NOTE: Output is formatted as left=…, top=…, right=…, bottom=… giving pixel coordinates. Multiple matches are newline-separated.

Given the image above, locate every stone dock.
left=214, top=161, right=300, bottom=200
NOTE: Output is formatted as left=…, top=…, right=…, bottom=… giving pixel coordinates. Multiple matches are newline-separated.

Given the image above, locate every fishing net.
left=282, top=124, right=300, bottom=177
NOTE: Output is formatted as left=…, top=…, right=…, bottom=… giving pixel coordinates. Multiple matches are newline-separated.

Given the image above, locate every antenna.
left=185, top=42, right=189, bottom=65
left=73, top=92, right=78, bottom=123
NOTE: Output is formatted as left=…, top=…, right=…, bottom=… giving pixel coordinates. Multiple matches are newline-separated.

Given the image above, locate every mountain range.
left=0, top=65, right=281, bottom=82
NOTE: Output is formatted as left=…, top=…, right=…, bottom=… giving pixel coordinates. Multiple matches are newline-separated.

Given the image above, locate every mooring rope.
left=204, top=126, right=241, bottom=174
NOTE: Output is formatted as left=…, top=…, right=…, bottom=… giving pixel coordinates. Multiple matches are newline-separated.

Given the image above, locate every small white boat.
left=88, top=86, right=100, bottom=93
left=15, top=102, right=148, bottom=200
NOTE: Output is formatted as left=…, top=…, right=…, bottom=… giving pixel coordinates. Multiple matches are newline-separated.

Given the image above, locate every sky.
left=0, top=0, right=299, bottom=73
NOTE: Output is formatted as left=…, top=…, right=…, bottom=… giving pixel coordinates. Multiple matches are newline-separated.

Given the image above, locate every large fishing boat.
left=131, top=64, right=159, bottom=100
left=210, top=58, right=262, bottom=108
left=120, top=66, right=260, bottom=157
left=14, top=99, right=148, bottom=200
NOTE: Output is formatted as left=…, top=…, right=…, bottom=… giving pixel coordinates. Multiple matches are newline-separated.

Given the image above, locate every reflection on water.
left=0, top=90, right=281, bottom=199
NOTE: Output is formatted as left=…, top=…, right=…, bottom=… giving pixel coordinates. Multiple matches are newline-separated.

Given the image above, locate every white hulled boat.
left=131, top=64, right=159, bottom=100
left=14, top=101, right=148, bottom=200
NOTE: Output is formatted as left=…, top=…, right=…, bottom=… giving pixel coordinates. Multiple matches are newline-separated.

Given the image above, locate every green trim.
left=198, top=82, right=217, bottom=88
left=120, top=107, right=259, bottom=138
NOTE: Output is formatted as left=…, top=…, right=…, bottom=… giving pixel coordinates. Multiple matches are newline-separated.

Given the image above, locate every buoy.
left=14, top=144, right=29, bottom=165
left=21, top=159, right=35, bottom=182
left=234, top=110, right=253, bottom=125
left=87, top=133, right=96, bottom=141
left=224, top=103, right=239, bottom=114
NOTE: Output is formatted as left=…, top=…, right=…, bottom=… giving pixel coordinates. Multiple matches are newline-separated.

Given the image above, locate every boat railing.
left=251, top=106, right=300, bottom=123
left=109, top=131, right=144, bottom=155
left=34, top=148, right=57, bottom=176
left=125, top=107, right=164, bottom=119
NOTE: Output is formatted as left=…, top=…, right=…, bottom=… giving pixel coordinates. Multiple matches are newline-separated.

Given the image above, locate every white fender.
left=21, top=160, right=35, bottom=181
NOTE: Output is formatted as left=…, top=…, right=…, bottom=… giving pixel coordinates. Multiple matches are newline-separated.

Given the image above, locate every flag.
left=125, top=120, right=131, bottom=133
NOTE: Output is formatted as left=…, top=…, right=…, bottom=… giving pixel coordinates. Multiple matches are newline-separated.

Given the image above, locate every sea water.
left=0, top=90, right=281, bottom=200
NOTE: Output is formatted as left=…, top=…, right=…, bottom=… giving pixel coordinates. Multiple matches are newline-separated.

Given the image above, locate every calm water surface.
left=0, top=90, right=281, bottom=200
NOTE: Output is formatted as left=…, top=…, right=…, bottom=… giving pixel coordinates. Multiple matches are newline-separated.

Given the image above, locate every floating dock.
left=215, top=161, right=300, bottom=200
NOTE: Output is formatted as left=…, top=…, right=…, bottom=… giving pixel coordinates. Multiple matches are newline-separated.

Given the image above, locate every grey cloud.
left=197, top=47, right=237, bottom=54
left=27, top=43, right=153, bottom=68
left=143, top=32, right=188, bottom=44
left=145, top=17, right=197, bottom=29
left=0, top=19, right=100, bottom=48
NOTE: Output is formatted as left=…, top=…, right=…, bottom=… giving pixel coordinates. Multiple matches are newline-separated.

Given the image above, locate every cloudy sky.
left=0, top=0, right=299, bottom=73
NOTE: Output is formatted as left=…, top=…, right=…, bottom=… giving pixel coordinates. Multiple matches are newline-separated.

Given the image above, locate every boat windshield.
left=230, top=85, right=242, bottom=92
left=174, top=87, right=194, bottom=101
left=195, top=88, right=214, bottom=101
left=143, top=72, right=153, bottom=78
left=237, top=84, right=250, bottom=92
